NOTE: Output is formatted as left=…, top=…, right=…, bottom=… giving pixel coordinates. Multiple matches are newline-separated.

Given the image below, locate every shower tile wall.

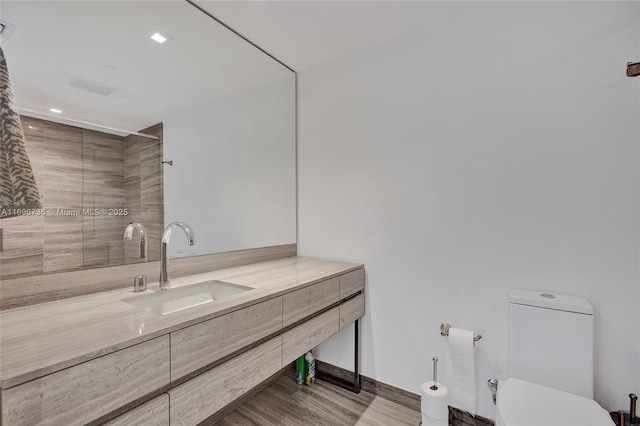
left=0, top=214, right=44, bottom=278
left=0, top=116, right=85, bottom=279
left=0, top=116, right=163, bottom=280
left=82, top=128, right=125, bottom=269
left=124, top=123, right=163, bottom=264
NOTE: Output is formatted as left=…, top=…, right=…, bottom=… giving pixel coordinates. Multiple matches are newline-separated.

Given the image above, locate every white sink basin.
left=124, top=281, right=253, bottom=315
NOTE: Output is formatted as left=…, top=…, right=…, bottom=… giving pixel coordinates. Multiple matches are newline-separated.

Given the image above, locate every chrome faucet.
left=159, top=222, right=195, bottom=289
left=123, top=222, right=148, bottom=260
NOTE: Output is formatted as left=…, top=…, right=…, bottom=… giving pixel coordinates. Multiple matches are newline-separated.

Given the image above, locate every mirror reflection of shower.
left=1, top=0, right=295, bottom=281
left=0, top=110, right=164, bottom=279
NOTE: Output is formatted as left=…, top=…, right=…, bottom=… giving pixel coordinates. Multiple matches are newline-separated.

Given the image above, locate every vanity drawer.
left=282, top=307, right=340, bottom=365
left=340, top=293, right=365, bottom=330
left=105, top=394, right=169, bottom=426
left=168, top=336, right=282, bottom=426
left=170, top=297, right=282, bottom=380
left=339, top=268, right=365, bottom=300
left=282, top=277, right=339, bottom=327
left=1, top=336, right=170, bottom=426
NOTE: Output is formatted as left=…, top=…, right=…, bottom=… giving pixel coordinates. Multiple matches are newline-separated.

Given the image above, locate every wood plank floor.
left=216, top=375, right=422, bottom=425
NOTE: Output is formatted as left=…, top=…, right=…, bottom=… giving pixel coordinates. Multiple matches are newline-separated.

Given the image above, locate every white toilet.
left=495, top=289, right=614, bottom=426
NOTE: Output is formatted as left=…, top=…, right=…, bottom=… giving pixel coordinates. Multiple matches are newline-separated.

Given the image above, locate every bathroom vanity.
left=0, top=257, right=365, bottom=425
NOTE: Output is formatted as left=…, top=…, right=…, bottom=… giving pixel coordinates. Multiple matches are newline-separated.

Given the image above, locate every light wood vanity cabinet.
left=0, top=267, right=365, bottom=426
left=167, top=269, right=364, bottom=425
left=283, top=277, right=339, bottom=327
left=170, top=297, right=283, bottom=380
left=340, top=293, right=365, bottom=330
left=339, top=268, right=365, bottom=300
left=105, top=394, right=169, bottom=426
left=1, top=336, right=170, bottom=426
left=282, top=307, right=340, bottom=365
left=168, top=337, right=283, bottom=426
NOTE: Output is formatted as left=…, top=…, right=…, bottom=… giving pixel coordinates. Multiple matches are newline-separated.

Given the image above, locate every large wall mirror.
left=0, top=1, right=296, bottom=280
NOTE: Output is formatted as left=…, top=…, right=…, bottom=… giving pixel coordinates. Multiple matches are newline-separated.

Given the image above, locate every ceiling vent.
left=68, top=74, right=117, bottom=96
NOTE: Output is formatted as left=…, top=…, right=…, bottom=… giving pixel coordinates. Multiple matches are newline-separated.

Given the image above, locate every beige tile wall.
left=0, top=116, right=163, bottom=280
left=123, top=123, right=163, bottom=264
left=82, top=127, right=126, bottom=268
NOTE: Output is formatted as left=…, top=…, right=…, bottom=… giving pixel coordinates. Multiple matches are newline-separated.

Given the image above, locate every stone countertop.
left=0, top=256, right=362, bottom=389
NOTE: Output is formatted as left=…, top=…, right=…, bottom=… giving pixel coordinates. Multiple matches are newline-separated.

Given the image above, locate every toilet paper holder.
left=440, top=323, right=482, bottom=344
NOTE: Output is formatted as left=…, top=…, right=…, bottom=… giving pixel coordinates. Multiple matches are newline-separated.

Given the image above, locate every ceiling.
left=193, top=1, right=450, bottom=72
left=1, top=0, right=456, bottom=134
left=0, top=0, right=291, bottom=134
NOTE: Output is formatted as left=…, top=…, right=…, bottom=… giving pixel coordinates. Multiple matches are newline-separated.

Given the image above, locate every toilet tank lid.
left=509, top=289, right=593, bottom=315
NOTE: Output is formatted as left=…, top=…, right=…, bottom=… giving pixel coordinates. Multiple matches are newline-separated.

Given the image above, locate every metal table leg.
left=317, top=318, right=361, bottom=394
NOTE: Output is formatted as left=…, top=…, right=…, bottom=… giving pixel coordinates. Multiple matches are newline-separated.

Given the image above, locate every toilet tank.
left=509, top=289, right=594, bottom=398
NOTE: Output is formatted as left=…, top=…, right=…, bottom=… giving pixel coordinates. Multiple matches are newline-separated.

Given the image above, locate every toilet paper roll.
left=422, top=413, right=448, bottom=426
left=449, top=327, right=476, bottom=416
left=420, top=381, right=449, bottom=419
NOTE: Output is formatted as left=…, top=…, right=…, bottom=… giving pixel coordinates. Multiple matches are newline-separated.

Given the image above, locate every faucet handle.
left=134, top=275, right=147, bottom=292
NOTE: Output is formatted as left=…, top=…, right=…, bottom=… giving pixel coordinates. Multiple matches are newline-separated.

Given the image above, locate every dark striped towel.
left=0, top=46, right=41, bottom=217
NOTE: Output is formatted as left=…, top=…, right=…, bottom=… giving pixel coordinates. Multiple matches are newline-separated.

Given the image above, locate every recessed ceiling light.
left=49, top=108, right=62, bottom=114
left=150, top=32, right=167, bottom=44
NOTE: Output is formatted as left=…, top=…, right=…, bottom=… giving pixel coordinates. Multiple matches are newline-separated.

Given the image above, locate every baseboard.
left=316, top=360, right=495, bottom=426
left=316, top=359, right=420, bottom=411
left=449, top=406, right=494, bottom=426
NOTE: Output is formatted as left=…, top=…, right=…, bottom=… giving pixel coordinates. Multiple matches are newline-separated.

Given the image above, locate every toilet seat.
left=496, top=378, right=614, bottom=426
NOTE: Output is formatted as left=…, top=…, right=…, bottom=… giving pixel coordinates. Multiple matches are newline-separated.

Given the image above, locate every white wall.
left=298, top=1, right=640, bottom=420
left=164, top=77, right=296, bottom=256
